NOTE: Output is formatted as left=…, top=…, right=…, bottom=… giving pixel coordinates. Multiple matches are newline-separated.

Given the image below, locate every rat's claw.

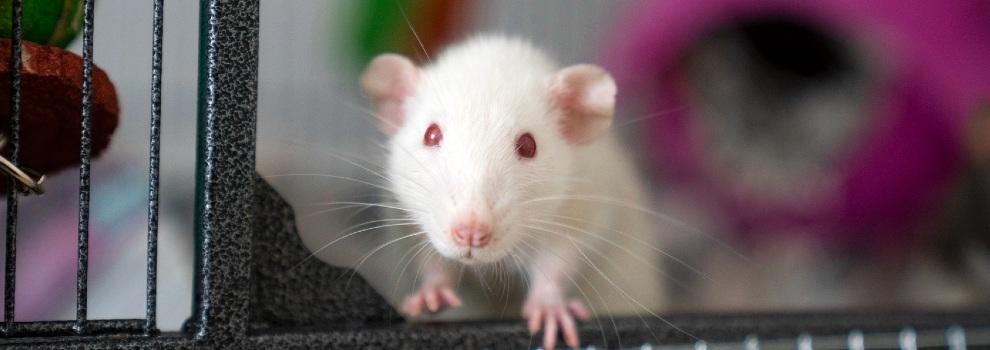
left=401, top=282, right=461, bottom=317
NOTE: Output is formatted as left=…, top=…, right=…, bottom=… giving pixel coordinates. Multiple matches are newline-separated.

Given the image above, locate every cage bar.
left=145, top=0, right=164, bottom=335
left=948, top=325, right=967, bottom=350
left=2, top=0, right=22, bottom=332
left=75, top=0, right=95, bottom=333
left=900, top=327, right=918, bottom=350
left=3, top=319, right=144, bottom=338
left=190, top=0, right=260, bottom=340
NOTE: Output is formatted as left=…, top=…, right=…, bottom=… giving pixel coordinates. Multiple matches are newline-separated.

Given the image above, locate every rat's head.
left=360, top=37, right=616, bottom=264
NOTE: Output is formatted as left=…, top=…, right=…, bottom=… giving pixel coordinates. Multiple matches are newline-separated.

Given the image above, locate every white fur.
left=382, top=35, right=665, bottom=317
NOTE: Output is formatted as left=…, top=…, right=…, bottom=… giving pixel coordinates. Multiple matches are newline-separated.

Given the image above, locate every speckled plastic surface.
left=249, top=175, right=401, bottom=330
left=3, top=308, right=990, bottom=349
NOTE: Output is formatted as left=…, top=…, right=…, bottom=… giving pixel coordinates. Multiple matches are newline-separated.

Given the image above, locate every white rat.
left=360, top=35, right=665, bottom=349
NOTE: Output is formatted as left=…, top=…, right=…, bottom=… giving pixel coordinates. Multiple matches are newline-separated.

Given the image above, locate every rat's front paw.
left=401, top=280, right=462, bottom=317
left=523, top=290, right=591, bottom=349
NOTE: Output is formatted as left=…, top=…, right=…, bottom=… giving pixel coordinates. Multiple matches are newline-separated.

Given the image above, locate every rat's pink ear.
left=549, top=64, right=617, bottom=145
left=360, top=54, right=419, bottom=134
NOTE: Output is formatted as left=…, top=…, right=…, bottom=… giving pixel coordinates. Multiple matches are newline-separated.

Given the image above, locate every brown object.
left=0, top=38, right=119, bottom=194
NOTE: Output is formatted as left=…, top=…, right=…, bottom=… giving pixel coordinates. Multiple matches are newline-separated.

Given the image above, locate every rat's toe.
left=439, top=286, right=462, bottom=307
left=524, top=300, right=586, bottom=349
left=560, top=310, right=579, bottom=348
left=543, top=312, right=558, bottom=350
left=403, top=283, right=462, bottom=317
left=401, top=293, right=424, bottom=316
left=568, top=299, right=591, bottom=321
left=424, top=289, right=440, bottom=312
left=527, top=309, right=542, bottom=335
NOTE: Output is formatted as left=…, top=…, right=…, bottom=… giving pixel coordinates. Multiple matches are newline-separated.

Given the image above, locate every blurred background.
left=1, top=0, right=988, bottom=331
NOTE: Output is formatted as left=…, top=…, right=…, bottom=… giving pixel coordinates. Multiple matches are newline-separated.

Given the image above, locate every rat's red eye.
left=424, top=123, right=442, bottom=147
left=515, top=133, right=537, bottom=159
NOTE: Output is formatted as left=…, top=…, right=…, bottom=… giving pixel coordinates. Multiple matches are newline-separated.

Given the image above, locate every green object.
left=0, top=0, right=84, bottom=48
left=335, top=0, right=408, bottom=73
left=353, top=0, right=408, bottom=67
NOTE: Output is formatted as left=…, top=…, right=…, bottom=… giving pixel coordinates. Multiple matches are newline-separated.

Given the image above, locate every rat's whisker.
left=521, top=229, right=656, bottom=347
left=613, top=105, right=687, bottom=129
left=523, top=223, right=689, bottom=290
left=517, top=176, right=594, bottom=191
left=337, top=97, right=400, bottom=131
left=287, top=220, right=406, bottom=273
left=455, top=262, right=466, bottom=290
left=300, top=203, right=416, bottom=220
left=498, top=249, right=526, bottom=319
left=391, top=240, right=432, bottom=301
left=544, top=213, right=711, bottom=282
left=571, top=240, right=663, bottom=346
left=311, top=146, right=433, bottom=199
left=303, top=197, right=414, bottom=224
left=392, top=0, right=459, bottom=118
left=507, top=246, right=529, bottom=289
left=388, top=173, right=434, bottom=200
left=516, top=239, right=614, bottom=349
left=300, top=204, right=373, bottom=219
left=275, top=83, right=390, bottom=131
left=320, top=153, right=430, bottom=202
left=345, top=231, right=426, bottom=290
left=321, top=145, right=386, bottom=168
left=495, top=259, right=512, bottom=313
left=497, top=259, right=507, bottom=296
left=341, top=192, right=396, bottom=201
left=561, top=267, right=614, bottom=349
left=265, top=173, right=398, bottom=195
left=317, top=148, right=410, bottom=190
left=525, top=228, right=662, bottom=346
left=393, top=0, right=432, bottom=65
left=474, top=265, right=495, bottom=304
left=532, top=218, right=701, bottom=286
left=299, top=221, right=421, bottom=271
left=334, top=217, right=418, bottom=238
left=308, top=201, right=425, bottom=215
left=267, top=139, right=385, bottom=168
left=412, top=250, right=436, bottom=290
left=392, top=142, right=450, bottom=187
left=569, top=238, right=698, bottom=341
left=339, top=197, right=400, bottom=226
left=523, top=194, right=749, bottom=262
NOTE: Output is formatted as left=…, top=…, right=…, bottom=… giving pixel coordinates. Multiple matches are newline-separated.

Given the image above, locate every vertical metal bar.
left=947, top=325, right=967, bottom=350
left=3, top=0, right=22, bottom=331
left=189, top=0, right=259, bottom=341
left=900, top=327, right=918, bottom=350
left=145, top=0, right=164, bottom=335
left=848, top=330, right=865, bottom=350
left=75, top=0, right=95, bottom=334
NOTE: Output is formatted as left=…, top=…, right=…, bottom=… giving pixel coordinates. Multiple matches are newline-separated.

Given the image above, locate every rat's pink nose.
left=452, top=221, right=491, bottom=248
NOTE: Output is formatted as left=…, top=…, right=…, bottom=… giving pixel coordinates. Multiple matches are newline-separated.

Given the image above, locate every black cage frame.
left=0, top=1, right=988, bottom=349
